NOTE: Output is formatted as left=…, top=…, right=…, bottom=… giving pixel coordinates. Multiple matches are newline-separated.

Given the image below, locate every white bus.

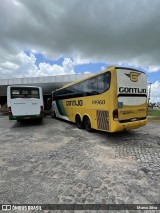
left=7, top=85, right=44, bottom=122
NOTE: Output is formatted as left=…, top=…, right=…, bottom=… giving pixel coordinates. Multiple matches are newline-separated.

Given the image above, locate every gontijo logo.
left=125, top=72, right=141, bottom=82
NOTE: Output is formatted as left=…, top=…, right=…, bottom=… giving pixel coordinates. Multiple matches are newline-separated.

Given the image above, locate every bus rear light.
left=113, top=109, right=119, bottom=121
left=8, top=107, right=12, bottom=116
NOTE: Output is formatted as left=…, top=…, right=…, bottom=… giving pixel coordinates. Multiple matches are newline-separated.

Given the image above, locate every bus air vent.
left=96, top=110, right=109, bottom=131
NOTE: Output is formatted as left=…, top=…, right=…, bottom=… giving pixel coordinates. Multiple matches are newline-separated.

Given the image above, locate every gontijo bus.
left=50, top=66, right=147, bottom=132
left=7, top=85, right=44, bottom=121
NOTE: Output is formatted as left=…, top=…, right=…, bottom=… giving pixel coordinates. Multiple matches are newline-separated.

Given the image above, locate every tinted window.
left=97, top=73, right=110, bottom=94
left=104, top=72, right=110, bottom=91
left=52, top=72, right=111, bottom=99
left=88, top=77, right=98, bottom=94
left=68, top=86, right=77, bottom=94
left=11, top=88, right=40, bottom=99
left=77, top=80, right=88, bottom=93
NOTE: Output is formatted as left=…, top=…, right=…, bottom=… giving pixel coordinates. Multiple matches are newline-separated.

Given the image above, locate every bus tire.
left=38, top=118, right=42, bottom=123
left=83, top=116, right=92, bottom=132
left=51, top=111, right=56, bottom=118
left=53, top=111, right=57, bottom=118
left=75, top=115, right=84, bottom=129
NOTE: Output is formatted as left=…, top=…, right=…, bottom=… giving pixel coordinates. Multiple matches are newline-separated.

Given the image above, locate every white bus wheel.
left=51, top=111, right=56, bottom=118
left=53, top=111, right=57, bottom=118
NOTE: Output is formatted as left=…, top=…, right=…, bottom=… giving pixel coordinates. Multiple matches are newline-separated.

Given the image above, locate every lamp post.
left=148, top=82, right=152, bottom=106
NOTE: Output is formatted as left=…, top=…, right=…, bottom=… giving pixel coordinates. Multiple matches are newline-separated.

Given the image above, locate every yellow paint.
left=59, top=66, right=147, bottom=132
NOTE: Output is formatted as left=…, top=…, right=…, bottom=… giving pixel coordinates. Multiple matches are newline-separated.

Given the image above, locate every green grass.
left=147, top=108, right=160, bottom=120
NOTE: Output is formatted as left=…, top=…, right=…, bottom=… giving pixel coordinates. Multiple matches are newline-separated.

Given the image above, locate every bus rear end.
left=111, top=68, right=147, bottom=132
left=7, top=86, right=44, bottom=121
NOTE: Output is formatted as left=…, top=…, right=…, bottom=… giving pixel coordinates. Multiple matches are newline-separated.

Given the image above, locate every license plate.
left=131, top=118, right=138, bottom=121
left=24, top=117, right=31, bottom=119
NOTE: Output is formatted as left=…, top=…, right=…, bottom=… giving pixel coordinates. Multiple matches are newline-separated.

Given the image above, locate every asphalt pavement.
left=0, top=115, right=160, bottom=212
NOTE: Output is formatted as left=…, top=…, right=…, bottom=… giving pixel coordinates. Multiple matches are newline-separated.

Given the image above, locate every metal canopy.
left=0, top=73, right=91, bottom=96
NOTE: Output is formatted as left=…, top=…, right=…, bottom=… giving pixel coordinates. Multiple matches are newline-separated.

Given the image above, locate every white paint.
left=51, top=100, right=69, bottom=121
left=116, top=69, right=147, bottom=106
left=7, top=85, right=44, bottom=117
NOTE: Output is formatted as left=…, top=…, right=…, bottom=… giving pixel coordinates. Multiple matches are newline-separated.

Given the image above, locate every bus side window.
left=97, top=73, right=110, bottom=94
left=104, top=73, right=110, bottom=91
left=88, top=77, right=98, bottom=94
left=77, top=81, right=88, bottom=95
left=98, top=75, right=105, bottom=94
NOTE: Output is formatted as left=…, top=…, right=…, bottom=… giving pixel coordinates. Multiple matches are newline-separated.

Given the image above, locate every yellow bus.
left=50, top=66, right=148, bottom=132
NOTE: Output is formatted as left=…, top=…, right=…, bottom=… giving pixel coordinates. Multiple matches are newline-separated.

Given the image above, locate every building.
left=0, top=73, right=92, bottom=109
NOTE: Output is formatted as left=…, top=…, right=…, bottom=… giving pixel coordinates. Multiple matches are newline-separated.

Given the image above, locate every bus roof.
left=59, top=66, right=114, bottom=90
left=54, top=66, right=145, bottom=92
left=8, top=85, right=41, bottom=89
left=116, top=67, right=145, bottom=74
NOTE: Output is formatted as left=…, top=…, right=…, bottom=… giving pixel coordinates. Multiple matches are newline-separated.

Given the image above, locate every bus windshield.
left=11, top=87, right=40, bottom=99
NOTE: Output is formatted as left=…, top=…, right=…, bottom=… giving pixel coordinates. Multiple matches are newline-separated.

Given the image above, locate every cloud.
left=39, top=58, right=75, bottom=76
left=0, top=0, right=160, bottom=72
left=149, top=81, right=160, bottom=102
left=0, top=52, right=75, bottom=79
left=84, top=71, right=91, bottom=74
left=0, top=61, right=19, bottom=70
left=147, top=66, right=160, bottom=73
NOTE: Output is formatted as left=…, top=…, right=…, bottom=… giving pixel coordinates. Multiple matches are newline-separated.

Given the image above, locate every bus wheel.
left=53, top=111, right=57, bottom=118
left=75, top=115, right=84, bottom=129
left=84, top=116, right=92, bottom=132
left=51, top=111, right=56, bottom=118
left=38, top=118, right=42, bottom=123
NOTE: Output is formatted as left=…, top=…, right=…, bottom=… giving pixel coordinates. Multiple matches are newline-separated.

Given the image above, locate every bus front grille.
left=96, top=110, right=109, bottom=131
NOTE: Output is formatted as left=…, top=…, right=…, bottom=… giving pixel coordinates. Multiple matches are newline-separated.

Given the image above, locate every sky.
left=0, top=0, right=160, bottom=102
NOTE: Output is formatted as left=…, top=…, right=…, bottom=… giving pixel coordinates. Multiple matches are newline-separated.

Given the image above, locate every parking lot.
left=0, top=114, right=160, bottom=211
